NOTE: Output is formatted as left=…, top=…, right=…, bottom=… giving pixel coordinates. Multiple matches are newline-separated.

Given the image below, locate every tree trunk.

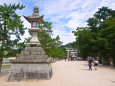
left=0, top=58, right=3, bottom=72
left=99, top=57, right=102, bottom=64
left=112, top=58, right=115, bottom=67
left=103, top=57, right=110, bottom=66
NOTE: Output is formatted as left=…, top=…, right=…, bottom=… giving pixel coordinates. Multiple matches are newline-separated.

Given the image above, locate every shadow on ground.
left=0, top=69, right=9, bottom=76
left=80, top=69, right=89, bottom=71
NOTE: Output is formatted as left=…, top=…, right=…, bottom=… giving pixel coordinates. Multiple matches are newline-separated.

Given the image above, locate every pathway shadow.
left=98, top=64, right=115, bottom=70
left=80, top=69, right=89, bottom=71
left=82, top=64, right=88, bottom=67
left=0, top=72, right=8, bottom=76
left=111, top=80, right=115, bottom=83
left=0, top=69, right=9, bottom=76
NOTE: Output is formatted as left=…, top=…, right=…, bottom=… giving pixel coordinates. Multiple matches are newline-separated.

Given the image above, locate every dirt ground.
left=0, top=60, right=115, bottom=86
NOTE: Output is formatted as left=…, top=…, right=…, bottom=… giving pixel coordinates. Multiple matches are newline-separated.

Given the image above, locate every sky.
left=0, top=0, right=115, bottom=45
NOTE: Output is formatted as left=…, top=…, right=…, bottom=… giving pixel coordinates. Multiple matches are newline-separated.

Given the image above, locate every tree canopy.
left=73, top=6, right=115, bottom=66
left=0, top=3, right=26, bottom=72
left=38, top=22, right=66, bottom=58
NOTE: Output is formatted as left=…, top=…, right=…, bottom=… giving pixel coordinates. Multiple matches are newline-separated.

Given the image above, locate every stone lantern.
left=8, top=6, right=52, bottom=81
left=24, top=6, right=43, bottom=47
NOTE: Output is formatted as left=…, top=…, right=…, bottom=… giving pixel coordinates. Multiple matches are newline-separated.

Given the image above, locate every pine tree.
left=0, top=3, right=25, bottom=72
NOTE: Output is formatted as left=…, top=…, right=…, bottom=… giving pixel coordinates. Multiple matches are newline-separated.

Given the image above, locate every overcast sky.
left=0, top=0, right=115, bottom=45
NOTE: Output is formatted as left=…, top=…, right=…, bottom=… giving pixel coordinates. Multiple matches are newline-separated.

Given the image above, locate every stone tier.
left=8, top=63, right=52, bottom=81
left=19, top=47, right=46, bottom=55
left=8, top=46, right=52, bottom=81
left=11, top=47, right=51, bottom=63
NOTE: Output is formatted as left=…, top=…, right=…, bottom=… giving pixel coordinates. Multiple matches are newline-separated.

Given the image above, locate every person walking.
left=64, top=57, right=67, bottom=61
left=88, top=57, right=93, bottom=71
left=94, top=59, right=99, bottom=70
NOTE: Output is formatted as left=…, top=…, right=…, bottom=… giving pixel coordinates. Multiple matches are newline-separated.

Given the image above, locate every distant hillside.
left=61, top=43, right=72, bottom=49
left=61, top=42, right=78, bottom=49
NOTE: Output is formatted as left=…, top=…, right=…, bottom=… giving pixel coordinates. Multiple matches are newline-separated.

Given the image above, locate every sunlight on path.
left=0, top=60, right=115, bottom=86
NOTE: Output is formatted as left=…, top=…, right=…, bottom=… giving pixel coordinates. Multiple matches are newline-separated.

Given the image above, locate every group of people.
left=64, top=57, right=78, bottom=61
left=64, top=56, right=99, bottom=71
left=88, top=57, right=99, bottom=71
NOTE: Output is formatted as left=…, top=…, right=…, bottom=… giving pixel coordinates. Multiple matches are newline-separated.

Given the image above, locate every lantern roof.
left=23, top=5, right=44, bottom=24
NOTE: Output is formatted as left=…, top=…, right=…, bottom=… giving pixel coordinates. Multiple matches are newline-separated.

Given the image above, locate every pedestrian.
left=71, top=57, right=73, bottom=61
left=64, top=57, right=67, bottom=61
left=68, top=58, right=71, bottom=61
left=88, top=57, right=93, bottom=71
left=94, top=59, right=99, bottom=70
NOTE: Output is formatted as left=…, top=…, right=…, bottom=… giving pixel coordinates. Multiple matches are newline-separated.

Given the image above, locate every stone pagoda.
left=8, top=6, right=52, bottom=81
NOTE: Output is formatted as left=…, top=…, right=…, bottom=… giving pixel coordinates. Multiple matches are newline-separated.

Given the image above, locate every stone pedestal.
left=8, top=47, right=52, bottom=81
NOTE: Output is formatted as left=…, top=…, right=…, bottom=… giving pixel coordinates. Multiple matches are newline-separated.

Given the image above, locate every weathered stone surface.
left=11, top=47, right=49, bottom=63
left=8, top=63, right=52, bottom=81
left=8, top=46, right=52, bottom=81
left=20, top=47, right=46, bottom=56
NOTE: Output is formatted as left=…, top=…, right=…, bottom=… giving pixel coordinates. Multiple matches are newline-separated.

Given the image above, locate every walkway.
left=0, top=60, right=115, bottom=86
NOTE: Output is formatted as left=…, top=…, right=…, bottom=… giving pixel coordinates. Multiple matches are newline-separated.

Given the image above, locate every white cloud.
left=0, top=0, right=115, bottom=45
left=20, top=16, right=31, bottom=42
left=37, top=0, right=115, bottom=44
left=53, top=29, right=75, bottom=45
left=0, top=0, right=19, bottom=5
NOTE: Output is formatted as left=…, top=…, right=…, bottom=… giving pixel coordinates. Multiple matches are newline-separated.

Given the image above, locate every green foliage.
left=98, top=17, right=115, bottom=65
left=73, top=6, right=115, bottom=65
left=71, top=41, right=77, bottom=48
left=61, top=42, right=72, bottom=48
left=73, top=27, right=96, bottom=58
left=38, top=22, right=65, bottom=58
left=0, top=3, right=26, bottom=72
left=0, top=3, right=26, bottom=58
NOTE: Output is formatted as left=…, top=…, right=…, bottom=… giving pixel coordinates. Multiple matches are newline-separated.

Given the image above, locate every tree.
left=73, top=6, right=115, bottom=65
left=0, top=3, right=25, bottom=72
left=38, top=22, right=65, bottom=58
left=73, top=27, right=96, bottom=59
left=98, top=17, right=115, bottom=66
left=90, top=7, right=115, bottom=65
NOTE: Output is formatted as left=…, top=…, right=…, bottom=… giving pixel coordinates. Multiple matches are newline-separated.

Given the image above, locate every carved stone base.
left=8, top=46, right=52, bottom=81
left=8, top=63, right=52, bottom=81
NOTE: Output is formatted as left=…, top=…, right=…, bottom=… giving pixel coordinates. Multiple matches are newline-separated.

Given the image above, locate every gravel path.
left=0, top=60, right=115, bottom=86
